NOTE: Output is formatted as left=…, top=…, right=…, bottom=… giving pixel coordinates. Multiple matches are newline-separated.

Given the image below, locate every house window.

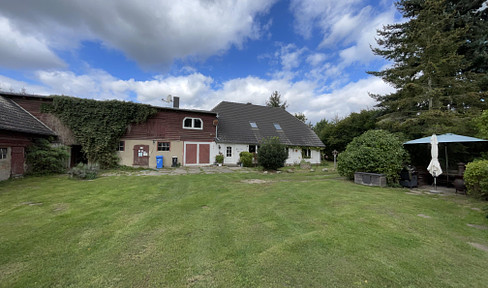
left=273, top=123, right=282, bottom=130
left=0, top=148, right=7, bottom=159
left=249, top=122, right=258, bottom=128
left=183, top=117, right=203, bottom=130
left=226, top=146, right=232, bottom=157
left=157, top=142, right=170, bottom=151
left=302, top=148, right=312, bottom=159
left=117, top=141, right=125, bottom=151
left=249, top=145, right=257, bottom=153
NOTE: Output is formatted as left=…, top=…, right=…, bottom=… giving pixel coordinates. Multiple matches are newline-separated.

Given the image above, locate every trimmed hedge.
left=464, top=160, right=488, bottom=200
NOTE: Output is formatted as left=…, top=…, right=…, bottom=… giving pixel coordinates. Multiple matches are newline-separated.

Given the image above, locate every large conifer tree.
left=369, top=0, right=487, bottom=138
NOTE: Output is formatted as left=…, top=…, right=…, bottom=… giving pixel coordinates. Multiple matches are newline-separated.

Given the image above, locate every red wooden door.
left=199, top=144, right=210, bottom=164
left=133, top=145, right=149, bottom=166
left=11, top=147, right=24, bottom=175
left=186, top=144, right=197, bottom=164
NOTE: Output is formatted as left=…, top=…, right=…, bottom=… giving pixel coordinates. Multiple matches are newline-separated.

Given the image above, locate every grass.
left=1, top=167, right=487, bottom=287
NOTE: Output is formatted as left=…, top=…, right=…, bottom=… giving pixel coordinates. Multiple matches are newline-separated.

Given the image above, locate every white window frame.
left=157, top=142, right=170, bottom=151
left=183, top=117, right=203, bottom=130
left=273, top=123, right=282, bottom=130
left=117, top=141, right=125, bottom=152
left=226, top=146, right=232, bottom=157
left=249, top=122, right=258, bottom=128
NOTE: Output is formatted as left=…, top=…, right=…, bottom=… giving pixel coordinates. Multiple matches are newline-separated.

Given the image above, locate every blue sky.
left=0, top=0, right=400, bottom=123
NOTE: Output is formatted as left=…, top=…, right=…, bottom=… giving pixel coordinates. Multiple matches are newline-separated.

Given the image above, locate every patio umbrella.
left=427, top=134, right=442, bottom=190
left=404, top=133, right=487, bottom=185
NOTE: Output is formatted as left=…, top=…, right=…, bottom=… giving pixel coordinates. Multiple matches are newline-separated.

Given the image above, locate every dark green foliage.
left=475, top=110, right=488, bottom=139
left=464, top=160, right=488, bottom=200
left=369, top=0, right=488, bottom=139
left=239, top=151, right=253, bottom=167
left=257, top=137, right=287, bottom=170
left=314, top=110, right=380, bottom=158
left=215, top=154, right=224, bottom=164
left=266, top=91, right=288, bottom=110
left=68, top=163, right=99, bottom=180
left=337, top=130, right=408, bottom=185
left=43, top=96, right=156, bottom=168
left=25, top=138, right=69, bottom=175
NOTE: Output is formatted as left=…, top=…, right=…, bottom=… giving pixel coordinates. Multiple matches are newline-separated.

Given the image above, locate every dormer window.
left=249, top=122, right=258, bottom=128
left=273, top=123, right=282, bottom=130
left=183, top=117, right=203, bottom=130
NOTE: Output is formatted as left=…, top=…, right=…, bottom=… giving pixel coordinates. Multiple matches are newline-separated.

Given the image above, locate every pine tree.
left=369, top=0, right=487, bottom=137
left=266, top=91, right=288, bottom=109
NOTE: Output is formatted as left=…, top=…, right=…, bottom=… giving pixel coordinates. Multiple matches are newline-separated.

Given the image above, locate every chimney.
left=173, top=96, right=180, bottom=109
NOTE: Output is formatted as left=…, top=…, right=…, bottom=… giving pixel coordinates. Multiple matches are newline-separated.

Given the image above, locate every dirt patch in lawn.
left=467, top=242, right=488, bottom=252
left=241, top=179, right=270, bottom=184
left=467, top=224, right=488, bottom=231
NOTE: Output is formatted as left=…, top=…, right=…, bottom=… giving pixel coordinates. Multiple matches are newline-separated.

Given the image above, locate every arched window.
left=183, top=117, right=203, bottom=130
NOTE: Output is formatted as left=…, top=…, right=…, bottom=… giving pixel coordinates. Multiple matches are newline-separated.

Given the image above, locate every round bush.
left=257, top=137, right=287, bottom=170
left=337, top=130, right=407, bottom=185
left=239, top=151, right=253, bottom=167
left=464, top=160, right=488, bottom=200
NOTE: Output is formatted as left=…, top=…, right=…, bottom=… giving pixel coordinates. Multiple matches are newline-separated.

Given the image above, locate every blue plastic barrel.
left=156, top=155, right=163, bottom=169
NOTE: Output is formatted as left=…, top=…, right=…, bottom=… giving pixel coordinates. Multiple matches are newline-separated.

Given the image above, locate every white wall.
left=215, top=143, right=249, bottom=165
left=217, top=143, right=322, bottom=166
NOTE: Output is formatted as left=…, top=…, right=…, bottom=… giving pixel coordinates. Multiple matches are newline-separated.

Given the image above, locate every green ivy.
left=43, top=96, right=157, bottom=168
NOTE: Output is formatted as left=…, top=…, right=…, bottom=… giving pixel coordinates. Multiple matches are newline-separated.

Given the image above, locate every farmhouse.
left=0, top=94, right=57, bottom=180
left=0, top=93, right=326, bottom=180
left=212, top=101, right=325, bottom=165
left=117, top=99, right=218, bottom=168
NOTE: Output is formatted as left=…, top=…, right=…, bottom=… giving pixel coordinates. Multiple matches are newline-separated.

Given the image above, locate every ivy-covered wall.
left=43, top=96, right=157, bottom=168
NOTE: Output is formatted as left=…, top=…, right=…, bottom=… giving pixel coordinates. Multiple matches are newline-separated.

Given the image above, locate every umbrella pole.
left=445, top=145, right=448, bottom=186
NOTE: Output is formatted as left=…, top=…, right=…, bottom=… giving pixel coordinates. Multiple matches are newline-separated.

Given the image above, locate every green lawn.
left=1, top=167, right=487, bottom=287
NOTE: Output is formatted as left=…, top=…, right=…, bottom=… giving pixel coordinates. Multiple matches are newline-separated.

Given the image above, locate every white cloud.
left=0, top=17, right=65, bottom=69
left=290, top=0, right=397, bottom=66
left=0, top=0, right=276, bottom=68
left=0, top=66, right=395, bottom=124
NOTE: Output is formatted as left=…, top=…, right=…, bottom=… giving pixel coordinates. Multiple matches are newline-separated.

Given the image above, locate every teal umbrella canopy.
left=404, top=133, right=487, bottom=145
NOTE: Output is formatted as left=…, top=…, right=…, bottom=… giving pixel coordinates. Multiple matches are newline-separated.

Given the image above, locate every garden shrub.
left=464, top=160, right=488, bottom=200
left=25, top=138, right=70, bottom=175
left=239, top=151, right=253, bottom=167
left=337, top=129, right=408, bottom=185
left=257, top=137, right=287, bottom=170
left=68, top=163, right=99, bottom=180
left=215, top=154, right=224, bottom=164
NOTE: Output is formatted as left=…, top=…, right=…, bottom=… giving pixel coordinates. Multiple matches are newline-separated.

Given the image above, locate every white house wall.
left=285, top=148, right=321, bottom=165
left=217, top=143, right=321, bottom=166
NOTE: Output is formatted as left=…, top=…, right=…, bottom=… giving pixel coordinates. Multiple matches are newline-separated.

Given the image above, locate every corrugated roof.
left=0, top=95, right=56, bottom=136
left=212, top=101, right=325, bottom=147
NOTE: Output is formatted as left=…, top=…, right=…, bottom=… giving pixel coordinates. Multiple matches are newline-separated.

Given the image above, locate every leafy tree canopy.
left=314, top=109, right=380, bottom=158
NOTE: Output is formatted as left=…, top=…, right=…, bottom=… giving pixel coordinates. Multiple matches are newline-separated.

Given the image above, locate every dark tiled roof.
left=0, top=95, right=55, bottom=136
left=212, top=101, right=325, bottom=147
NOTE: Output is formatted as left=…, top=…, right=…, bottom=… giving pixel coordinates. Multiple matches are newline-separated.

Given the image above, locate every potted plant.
left=215, top=154, right=224, bottom=166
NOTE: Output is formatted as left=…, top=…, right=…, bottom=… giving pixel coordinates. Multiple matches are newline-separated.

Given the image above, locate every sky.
left=0, top=0, right=401, bottom=124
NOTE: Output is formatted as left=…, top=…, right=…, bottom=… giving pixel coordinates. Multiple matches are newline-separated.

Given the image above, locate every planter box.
left=354, top=172, right=387, bottom=187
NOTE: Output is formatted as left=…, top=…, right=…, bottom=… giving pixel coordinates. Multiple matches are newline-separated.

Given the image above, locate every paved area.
left=101, top=165, right=253, bottom=177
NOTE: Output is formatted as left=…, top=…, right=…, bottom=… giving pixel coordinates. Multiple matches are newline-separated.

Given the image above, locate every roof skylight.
left=273, top=123, right=282, bottom=130
left=250, top=122, right=258, bottom=128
